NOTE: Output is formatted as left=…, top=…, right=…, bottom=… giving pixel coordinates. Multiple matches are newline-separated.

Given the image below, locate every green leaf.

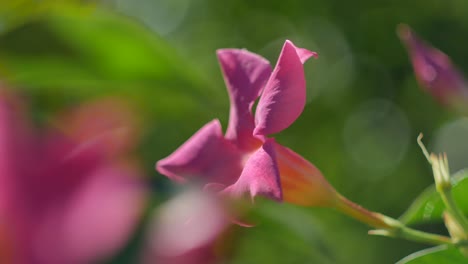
left=396, top=246, right=467, bottom=264
left=400, top=170, right=468, bottom=225
left=0, top=7, right=225, bottom=118
left=0, top=7, right=200, bottom=83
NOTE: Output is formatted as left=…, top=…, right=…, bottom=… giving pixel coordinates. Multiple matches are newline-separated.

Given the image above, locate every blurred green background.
left=2, top=0, right=468, bottom=263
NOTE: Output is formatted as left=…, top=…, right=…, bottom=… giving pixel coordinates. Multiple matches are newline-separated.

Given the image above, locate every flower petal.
left=62, top=97, right=140, bottom=158
left=144, top=189, right=228, bottom=264
left=223, top=139, right=282, bottom=201
left=0, top=91, right=30, bottom=263
left=0, top=93, right=19, bottom=213
left=397, top=24, right=468, bottom=105
left=156, top=120, right=242, bottom=185
left=273, top=143, right=337, bottom=207
left=254, top=40, right=317, bottom=136
left=217, top=49, right=272, bottom=149
left=0, top=90, right=37, bottom=226
left=0, top=221, right=13, bottom=263
left=31, top=164, right=146, bottom=264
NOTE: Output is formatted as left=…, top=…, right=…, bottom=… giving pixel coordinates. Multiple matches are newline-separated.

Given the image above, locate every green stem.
left=335, top=194, right=452, bottom=245
left=370, top=226, right=452, bottom=246
left=335, top=195, right=394, bottom=229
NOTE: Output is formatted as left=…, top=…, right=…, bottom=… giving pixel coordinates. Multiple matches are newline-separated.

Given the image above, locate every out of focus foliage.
left=2, top=0, right=468, bottom=263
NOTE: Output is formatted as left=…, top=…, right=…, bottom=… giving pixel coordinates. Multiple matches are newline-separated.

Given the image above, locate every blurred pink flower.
left=157, top=40, right=337, bottom=207
left=398, top=24, right=468, bottom=106
left=0, top=90, right=147, bottom=264
left=143, top=189, right=230, bottom=264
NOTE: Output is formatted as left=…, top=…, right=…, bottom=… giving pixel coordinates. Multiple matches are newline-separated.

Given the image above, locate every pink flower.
left=157, top=40, right=337, bottom=206
left=0, top=90, right=147, bottom=264
left=143, top=189, right=230, bottom=264
left=397, top=24, right=468, bottom=105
